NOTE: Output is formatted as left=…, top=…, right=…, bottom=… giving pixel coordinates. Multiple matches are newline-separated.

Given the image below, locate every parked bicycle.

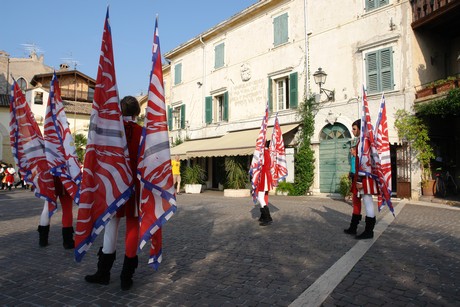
left=433, top=167, right=458, bottom=198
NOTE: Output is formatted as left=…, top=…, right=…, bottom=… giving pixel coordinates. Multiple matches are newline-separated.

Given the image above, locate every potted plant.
left=394, top=109, right=435, bottom=195
left=415, top=84, right=435, bottom=99
left=183, top=163, right=205, bottom=194
left=339, top=174, right=352, bottom=200
left=223, top=157, right=250, bottom=197
left=275, top=181, right=294, bottom=196
left=433, top=76, right=457, bottom=95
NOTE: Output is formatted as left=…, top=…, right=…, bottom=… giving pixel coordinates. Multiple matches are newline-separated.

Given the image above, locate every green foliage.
left=394, top=109, right=434, bottom=182
left=291, top=95, right=316, bottom=195
left=339, top=174, right=352, bottom=198
left=174, top=137, right=184, bottom=146
left=276, top=181, right=295, bottom=195
left=73, top=133, right=87, bottom=164
left=415, top=88, right=460, bottom=117
left=183, top=164, right=205, bottom=184
left=224, top=157, right=248, bottom=189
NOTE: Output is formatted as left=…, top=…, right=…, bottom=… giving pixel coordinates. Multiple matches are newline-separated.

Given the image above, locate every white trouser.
left=39, top=202, right=50, bottom=226
left=102, top=217, right=120, bottom=254
left=257, top=191, right=267, bottom=208
left=361, top=194, right=375, bottom=218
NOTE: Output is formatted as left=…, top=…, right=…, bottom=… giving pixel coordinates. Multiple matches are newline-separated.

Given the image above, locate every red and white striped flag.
left=137, top=16, right=177, bottom=269
left=75, top=8, right=133, bottom=262
left=44, top=72, right=82, bottom=203
left=374, top=94, right=393, bottom=213
left=249, top=102, right=269, bottom=203
left=270, top=114, right=288, bottom=186
left=9, top=80, right=57, bottom=215
left=358, top=86, right=379, bottom=195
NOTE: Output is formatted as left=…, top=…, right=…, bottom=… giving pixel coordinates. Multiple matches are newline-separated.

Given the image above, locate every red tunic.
left=257, top=149, right=273, bottom=192
left=116, top=121, right=143, bottom=218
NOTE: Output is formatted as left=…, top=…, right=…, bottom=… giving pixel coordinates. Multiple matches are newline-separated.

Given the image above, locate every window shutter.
left=180, top=104, right=186, bottom=129
left=223, top=91, right=229, bottom=121
left=289, top=72, right=298, bottom=109
left=214, top=43, right=225, bottom=69
left=273, top=13, right=288, bottom=46
left=205, top=96, right=212, bottom=124
left=366, top=0, right=376, bottom=11
left=167, top=106, right=172, bottom=130
left=366, top=51, right=379, bottom=93
left=174, top=63, right=182, bottom=85
left=268, top=77, right=273, bottom=111
left=380, top=47, right=394, bottom=91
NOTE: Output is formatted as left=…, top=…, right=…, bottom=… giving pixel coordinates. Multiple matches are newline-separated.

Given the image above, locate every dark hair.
left=120, top=96, right=140, bottom=117
left=265, top=140, right=270, bottom=148
left=352, top=119, right=361, bottom=128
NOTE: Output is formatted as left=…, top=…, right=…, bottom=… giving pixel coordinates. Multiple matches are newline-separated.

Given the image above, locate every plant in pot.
left=183, top=163, right=205, bottom=194
left=223, top=157, right=250, bottom=197
left=339, top=174, right=352, bottom=200
left=394, top=109, right=435, bottom=195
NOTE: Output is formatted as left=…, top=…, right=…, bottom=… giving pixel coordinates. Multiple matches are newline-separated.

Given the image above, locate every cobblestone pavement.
left=0, top=188, right=459, bottom=306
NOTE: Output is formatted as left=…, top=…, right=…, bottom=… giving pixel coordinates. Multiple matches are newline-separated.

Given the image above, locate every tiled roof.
left=62, top=100, right=92, bottom=115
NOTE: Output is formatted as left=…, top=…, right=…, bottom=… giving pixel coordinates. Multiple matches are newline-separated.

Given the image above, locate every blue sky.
left=2, top=0, right=256, bottom=97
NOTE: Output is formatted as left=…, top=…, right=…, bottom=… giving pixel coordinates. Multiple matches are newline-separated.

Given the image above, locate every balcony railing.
left=59, top=88, right=94, bottom=102
left=411, top=0, right=456, bottom=23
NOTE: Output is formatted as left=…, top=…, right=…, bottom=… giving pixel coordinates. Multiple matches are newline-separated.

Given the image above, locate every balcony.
left=415, top=75, right=459, bottom=100
left=411, top=0, right=460, bottom=34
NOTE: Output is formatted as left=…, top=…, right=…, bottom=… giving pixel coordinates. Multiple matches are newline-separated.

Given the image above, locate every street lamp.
left=313, top=67, right=334, bottom=102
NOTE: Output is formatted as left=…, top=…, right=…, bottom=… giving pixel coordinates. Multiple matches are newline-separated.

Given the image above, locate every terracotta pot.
left=435, top=80, right=456, bottom=94
left=416, top=87, right=435, bottom=98
left=421, top=179, right=435, bottom=196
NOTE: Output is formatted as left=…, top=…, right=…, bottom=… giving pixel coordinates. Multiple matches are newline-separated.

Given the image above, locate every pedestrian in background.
left=171, top=155, right=181, bottom=195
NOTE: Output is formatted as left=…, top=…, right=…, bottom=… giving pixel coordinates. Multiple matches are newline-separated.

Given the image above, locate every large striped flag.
left=75, top=8, right=133, bottom=262
left=137, top=16, right=177, bottom=269
left=249, top=102, right=269, bottom=203
left=44, top=72, right=82, bottom=203
left=358, top=86, right=379, bottom=195
left=270, top=114, right=288, bottom=186
left=9, top=80, right=57, bottom=215
left=374, top=94, right=393, bottom=214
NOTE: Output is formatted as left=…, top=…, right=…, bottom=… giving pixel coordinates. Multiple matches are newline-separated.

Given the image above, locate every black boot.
left=120, top=255, right=138, bottom=290
left=85, top=247, right=116, bottom=285
left=355, top=216, right=376, bottom=240
left=62, top=227, right=75, bottom=249
left=259, top=206, right=273, bottom=226
left=258, top=208, right=266, bottom=222
left=37, top=225, right=50, bottom=247
left=343, top=214, right=362, bottom=235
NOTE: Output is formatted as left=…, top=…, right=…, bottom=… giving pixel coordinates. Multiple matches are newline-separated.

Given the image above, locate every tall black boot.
left=258, top=208, right=266, bottom=222
left=85, top=247, right=116, bottom=285
left=120, top=255, right=138, bottom=291
left=343, top=214, right=362, bottom=235
left=37, top=225, right=50, bottom=247
left=62, top=227, right=75, bottom=250
left=259, top=206, right=273, bottom=226
left=355, top=216, right=376, bottom=240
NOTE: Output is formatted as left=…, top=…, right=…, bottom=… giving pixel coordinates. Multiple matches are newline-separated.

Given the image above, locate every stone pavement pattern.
left=0, top=189, right=459, bottom=306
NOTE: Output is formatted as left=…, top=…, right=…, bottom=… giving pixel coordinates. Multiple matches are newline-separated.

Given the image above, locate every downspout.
left=304, top=0, right=310, bottom=98
left=200, top=35, right=206, bottom=127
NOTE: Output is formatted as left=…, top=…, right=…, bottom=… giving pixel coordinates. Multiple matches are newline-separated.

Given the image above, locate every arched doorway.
left=319, top=123, right=351, bottom=193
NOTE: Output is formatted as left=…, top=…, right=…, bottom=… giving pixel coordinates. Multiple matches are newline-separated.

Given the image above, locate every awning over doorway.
left=170, top=123, right=299, bottom=159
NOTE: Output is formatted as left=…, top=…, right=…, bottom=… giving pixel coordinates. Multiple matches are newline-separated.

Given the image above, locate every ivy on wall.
left=415, top=88, right=460, bottom=117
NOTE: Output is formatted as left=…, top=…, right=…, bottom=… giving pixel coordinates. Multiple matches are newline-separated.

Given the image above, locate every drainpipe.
left=200, top=35, right=206, bottom=127
left=304, top=0, right=310, bottom=98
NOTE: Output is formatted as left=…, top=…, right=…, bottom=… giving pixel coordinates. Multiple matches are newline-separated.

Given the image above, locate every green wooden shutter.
left=366, top=51, right=379, bottom=93
left=223, top=91, right=228, bottom=121
left=167, top=106, right=172, bottom=130
left=289, top=72, right=298, bottom=109
left=174, top=63, right=182, bottom=85
left=180, top=104, right=186, bottom=129
left=268, top=77, right=273, bottom=111
left=366, top=0, right=376, bottom=11
left=214, top=43, right=225, bottom=69
left=380, top=47, right=394, bottom=91
left=205, top=96, right=212, bottom=124
left=273, top=13, right=288, bottom=46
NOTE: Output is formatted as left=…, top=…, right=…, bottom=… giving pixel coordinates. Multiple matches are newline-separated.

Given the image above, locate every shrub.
left=183, top=164, right=205, bottom=185
left=339, top=174, right=352, bottom=198
left=276, top=181, right=295, bottom=195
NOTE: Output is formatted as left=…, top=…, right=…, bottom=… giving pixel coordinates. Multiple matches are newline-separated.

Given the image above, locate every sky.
left=2, top=0, right=257, bottom=98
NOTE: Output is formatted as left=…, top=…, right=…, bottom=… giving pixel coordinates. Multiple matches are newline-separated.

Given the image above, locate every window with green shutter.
left=214, top=43, right=225, bottom=69
left=223, top=91, right=229, bottom=121
left=273, top=13, right=288, bottom=47
left=167, top=106, right=172, bottom=130
left=205, top=96, right=212, bottom=124
left=268, top=71, right=298, bottom=111
left=174, top=63, right=182, bottom=85
left=365, top=0, right=389, bottom=12
left=180, top=104, right=186, bottom=129
left=366, top=47, right=393, bottom=94
left=289, top=72, right=298, bottom=109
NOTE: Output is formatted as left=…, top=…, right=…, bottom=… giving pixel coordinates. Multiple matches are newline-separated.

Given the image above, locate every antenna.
left=60, top=52, right=80, bottom=70
left=20, top=43, right=44, bottom=56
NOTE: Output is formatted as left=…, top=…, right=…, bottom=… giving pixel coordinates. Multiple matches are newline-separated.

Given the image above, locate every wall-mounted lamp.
left=313, top=67, right=335, bottom=102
